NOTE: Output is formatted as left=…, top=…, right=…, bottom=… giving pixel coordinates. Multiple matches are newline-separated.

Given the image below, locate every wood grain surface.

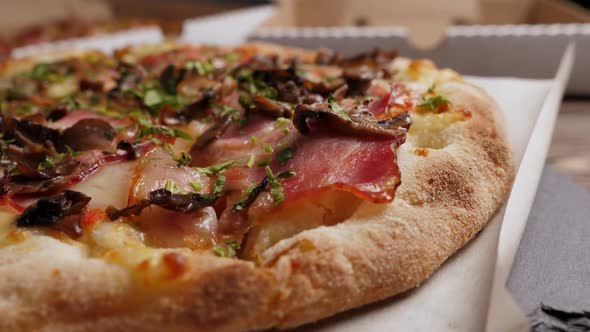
left=548, top=99, right=590, bottom=190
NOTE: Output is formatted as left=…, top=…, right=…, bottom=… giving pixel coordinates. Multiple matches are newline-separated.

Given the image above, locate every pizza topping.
left=337, top=49, right=398, bottom=96
left=61, top=118, right=116, bottom=151
left=212, top=240, right=240, bottom=257
left=108, top=175, right=224, bottom=219
left=293, top=100, right=411, bottom=138
left=251, top=95, right=293, bottom=119
left=417, top=94, right=451, bottom=113
left=16, top=190, right=90, bottom=237
left=0, top=45, right=427, bottom=253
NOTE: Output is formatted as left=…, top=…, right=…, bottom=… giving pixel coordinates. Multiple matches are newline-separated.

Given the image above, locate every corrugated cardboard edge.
left=485, top=43, right=575, bottom=332
left=252, top=23, right=590, bottom=40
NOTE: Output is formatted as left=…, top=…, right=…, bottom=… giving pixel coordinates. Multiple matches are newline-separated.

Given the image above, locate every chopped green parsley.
left=174, top=152, right=192, bottom=167
left=195, top=159, right=238, bottom=175
left=276, top=147, right=293, bottom=165
left=418, top=95, right=451, bottom=111
left=327, top=94, right=351, bottom=121
left=213, top=240, right=240, bottom=257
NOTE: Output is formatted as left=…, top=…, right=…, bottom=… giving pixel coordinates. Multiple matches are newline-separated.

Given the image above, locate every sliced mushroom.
left=293, top=103, right=411, bottom=138
left=62, top=119, right=116, bottom=151
left=107, top=188, right=221, bottom=220
left=252, top=95, right=293, bottom=119
left=16, top=190, right=91, bottom=238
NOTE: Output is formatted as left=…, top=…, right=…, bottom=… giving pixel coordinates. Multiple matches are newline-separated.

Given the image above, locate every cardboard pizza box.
left=241, top=0, right=590, bottom=95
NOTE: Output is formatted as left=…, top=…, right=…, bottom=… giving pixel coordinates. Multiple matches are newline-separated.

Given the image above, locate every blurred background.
left=0, top=0, right=588, bottom=189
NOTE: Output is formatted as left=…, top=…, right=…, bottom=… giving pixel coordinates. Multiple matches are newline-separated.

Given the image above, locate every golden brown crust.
left=0, top=236, right=278, bottom=332
left=0, top=45, right=513, bottom=331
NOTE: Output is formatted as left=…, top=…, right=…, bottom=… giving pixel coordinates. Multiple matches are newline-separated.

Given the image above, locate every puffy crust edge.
left=0, top=237, right=279, bottom=332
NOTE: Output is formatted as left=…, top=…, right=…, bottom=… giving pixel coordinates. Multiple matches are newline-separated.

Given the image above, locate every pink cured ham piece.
left=129, top=148, right=212, bottom=204
left=279, top=134, right=401, bottom=203
left=367, top=83, right=417, bottom=119
left=126, top=148, right=218, bottom=248
left=47, top=110, right=129, bottom=130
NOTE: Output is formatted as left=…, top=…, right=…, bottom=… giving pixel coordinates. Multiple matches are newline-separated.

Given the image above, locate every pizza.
left=0, top=42, right=513, bottom=331
left=0, top=17, right=165, bottom=59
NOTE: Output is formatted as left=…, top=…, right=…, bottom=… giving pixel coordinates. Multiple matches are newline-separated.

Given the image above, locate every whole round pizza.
left=0, top=42, right=514, bottom=331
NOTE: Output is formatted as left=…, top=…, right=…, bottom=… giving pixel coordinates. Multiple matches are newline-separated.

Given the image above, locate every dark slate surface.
left=507, top=166, right=590, bottom=331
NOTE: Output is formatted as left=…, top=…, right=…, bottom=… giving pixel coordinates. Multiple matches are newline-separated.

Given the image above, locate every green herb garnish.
left=143, top=89, right=163, bottom=110
left=220, top=105, right=241, bottom=123
left=263, top=143, right=273, bottom=153
left=276, top=170, right=296, bottom=179
left=189, top=180, right=202, bottom=193
left=257, top=159, right=270, bottom=167
left=210, top=175, right=226, bottom=196
left=136, top=118, right=192, bottom=141
left=418, top=95, right=450, bottom=111
left=259, top=86, right=278, bottom=100
left=427, top=84, right=436, bottom=94
left=264, top=166, right=295, bottom=206
left=246, top=154, right=256, bottom=168
left=275, top=117, right=290, bottom=127
left=224, top=52, right=240, bottom=63
left=30, top=63, right=52, bottom=80
left=276, top=147, right=293, bottom=165
left=185, top=60, right=215, bottom=76
left=61, top=96, right=80, bottom=111
left=174, top=152, right=192, bottom=167
left=195, top=159, right=238, bottom=175
left=327, top=94, right=351, bottom=121
left=212, top=240, right=240, bottom=257
left=238, top=94, right=251, bottom=109
left=164, top=179, right=184, bottom=194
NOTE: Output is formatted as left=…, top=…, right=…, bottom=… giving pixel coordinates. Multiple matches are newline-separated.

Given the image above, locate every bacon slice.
left=367, top=83, right=417, bottom=119
left=47, top=110, right=129, bottom=130
left=279, top=134, right=401, bottom=203
left=192, top=115, right=404, bottom=206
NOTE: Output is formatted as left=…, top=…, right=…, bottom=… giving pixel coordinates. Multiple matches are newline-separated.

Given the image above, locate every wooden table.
left=547, top=99, right=590, bottom=190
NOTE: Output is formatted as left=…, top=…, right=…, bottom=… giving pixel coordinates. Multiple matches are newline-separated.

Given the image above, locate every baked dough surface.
left=0, top=43, right=513, bottom=332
